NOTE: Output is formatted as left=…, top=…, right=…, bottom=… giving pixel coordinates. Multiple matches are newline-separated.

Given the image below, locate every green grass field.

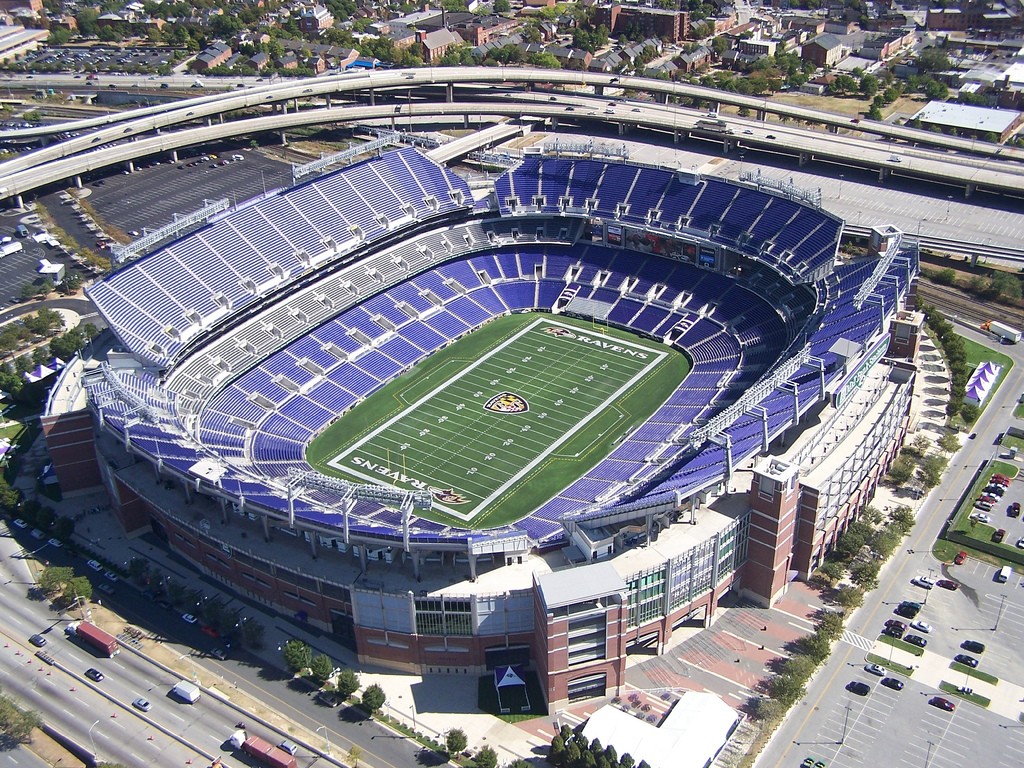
left=306, top=313, right=689, bottom=529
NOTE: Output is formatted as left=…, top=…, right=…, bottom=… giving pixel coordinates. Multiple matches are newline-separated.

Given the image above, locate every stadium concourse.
left=41, top=142, right=920, bottom=713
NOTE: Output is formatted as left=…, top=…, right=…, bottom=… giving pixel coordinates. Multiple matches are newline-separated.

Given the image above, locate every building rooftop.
left=911, top=100, right=1021, bottom=132
left=536, top=562, right=626, bottom=609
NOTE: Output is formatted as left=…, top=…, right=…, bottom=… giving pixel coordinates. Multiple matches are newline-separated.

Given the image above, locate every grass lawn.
left=939, top=681, right=991, bottom=708
left=477, top=671, right=546, bottom=723
left=961, top=336, right=1014, bottom=417
left=932, top=539, right=961, bottom=563
left=876, top=634, right=924, bottom=657
left=866, top=653, right=915, bottom=677
left=949, top=662, right=999, bottom=685
left=307, top=313, right=689, bottom=529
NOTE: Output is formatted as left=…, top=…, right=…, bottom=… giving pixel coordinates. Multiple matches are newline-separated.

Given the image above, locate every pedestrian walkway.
left=840, top=630, right=874, bottom=653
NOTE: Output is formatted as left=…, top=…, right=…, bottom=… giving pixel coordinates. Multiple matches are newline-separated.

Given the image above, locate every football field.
left=307, top=314, right=689, bottom=528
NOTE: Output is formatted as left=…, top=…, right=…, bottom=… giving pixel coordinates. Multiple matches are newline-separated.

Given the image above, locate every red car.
left=936, top=579, right=959, bottom=591
left=954, top=551, right=967, bottom=565
left=994, top=528, right=1007, bottom=543
left=930, top=697, right=955, bottom=712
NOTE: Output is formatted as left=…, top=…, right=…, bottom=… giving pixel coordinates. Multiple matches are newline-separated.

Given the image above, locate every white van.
left=996, top=565, right=1012, bottom=583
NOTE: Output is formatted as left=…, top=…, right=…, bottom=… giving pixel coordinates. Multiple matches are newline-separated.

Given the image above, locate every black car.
left=847, top=681, right=870, bottom=696
left=895, top=604, right=920, bottom=619
left=883, top=626, right=905, bottom=639
left=28, top=634, right=46, bottom=648
left=84, top=668, right=104, bottom=682
left=954, top=654, right=979, bottom=668
left=880, top=677, right=904, bottom=691
left=905, top=634, right=927, bottom=648
left=961, top=640, right=986, bottom=654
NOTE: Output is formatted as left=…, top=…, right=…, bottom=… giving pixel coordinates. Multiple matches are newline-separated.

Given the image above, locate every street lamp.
left=838, top=174, right=844, bottom=200
left=88, top=719, right=100, bottom=758
left=316, top=725, right=332, bottom=756
left=178, top=652, right=198, bottom=684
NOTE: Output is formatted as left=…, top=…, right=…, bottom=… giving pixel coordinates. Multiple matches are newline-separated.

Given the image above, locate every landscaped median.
left=950, top=661, right=1000, bottom=686
left=875, top=634, right=925, bottom=658
left=865, top=653, right=915, bottom=677
left=938, top=681, right=992, bottom=708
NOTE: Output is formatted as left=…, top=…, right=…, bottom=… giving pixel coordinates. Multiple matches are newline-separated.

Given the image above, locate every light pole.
left=316, top=725, right=331, bottom=757
left=993, top=593, right=1008, bottom=632
left=178, top=652, right=198, bottom=684
left=88, top=719, right=100, bottom=758
left=945, top=195, right=952, bottom=220
left=838, top=174, right=844, bottom=200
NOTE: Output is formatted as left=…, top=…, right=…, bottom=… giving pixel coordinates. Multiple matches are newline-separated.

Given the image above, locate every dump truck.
left=228, top=731, right=297, bottom=768
left=65, top=621, right=119, bottom=657
left=981, top=320, right=1021, bottom=344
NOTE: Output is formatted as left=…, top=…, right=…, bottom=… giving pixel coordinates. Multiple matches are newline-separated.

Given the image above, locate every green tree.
left=767, top=672, right=805, bottom=706
left=240, top=617, right=264, bottom=649
left=474, top=745, right=498, bottom=768
left=493, top=0, right=510, bottom=10
left=887, top=454, right=915, bottom=485
left=850, top=559, right=880, bottom=590
left=817, top=610, right=844, bottom=640
left=282, top=639, right=311, bottom=673
left=917, top=454, right=948, bottom=488
left=989, top=271, right=1022, bottom=300
left=346, top=745, right=363, bottom=768
left=859, top=73, right=879, bottom=98
left=917, top=47, right=950, bottom=72
left=38, top=566, right=73, bottom=596
left=361, top=683, right=386, bottom=714
left=834, top=585, right=864, bottom=610
left=446, top=728, right=468, bottom=757
left=309, top=653, right=334, bottom=684
left=813, top=560, right=844, bottom=587
left=336, top=668, right=360, bottom=699
left=801, top=630, right=832, bottom=662
left=890, top=506, right=916, bottom=532
left=937, top=432, right=961, bottom=453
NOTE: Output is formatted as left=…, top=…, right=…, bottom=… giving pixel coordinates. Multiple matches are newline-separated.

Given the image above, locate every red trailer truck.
left=228, top=731, right=297, bottom=768
left=65, top=622, right=119, bottom=657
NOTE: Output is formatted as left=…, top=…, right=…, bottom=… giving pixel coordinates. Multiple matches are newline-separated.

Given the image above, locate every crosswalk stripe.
left=840, top=630, right=874, bottom=652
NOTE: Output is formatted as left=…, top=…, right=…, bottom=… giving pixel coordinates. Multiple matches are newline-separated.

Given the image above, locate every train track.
left=916, top=280, right=1011, bottom=331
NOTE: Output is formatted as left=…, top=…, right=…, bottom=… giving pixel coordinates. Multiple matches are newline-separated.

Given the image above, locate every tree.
left=890, top=506, right=916, bottom=532
left=282, top=639, right=311, bottom=673
left=937, top=432, right=961, bottom=453
left=336, top=668, right=360, bottom=699
left=565, top=742, right=581, bottom=767
left=310, top=653, right=334, bottom=684
left=361, top=683, right=386, bottom=714
left=67, top=575, right=92, bottom=604
left=346, top=745, right=363, bottom=768
left=813, top=560, right=844, bottom=587
left=817, top=610, right=844, bottom=640
left=446, top=728, right=468, bottom=757
left=493, top=0, right=510, bottom=11
left=917, top=47, right=950, bottom=73
left=474, top=746, right=498, bottom=768
left=834, top=585, right=864, bottom=610
left=859, top=73, right=879, bottom=98
left=38, top=566, right=73, bottom=596
left=887, top=454, right=915, bottom=485
left=849, top=559, right=880, bottom=590
left=767, top=671, right=805, bottom=706
left=240, top=617, right=264, bottom=649
left=989, top=271, right=1022, bottom=301
left=917, top=454, right=948, bottom=489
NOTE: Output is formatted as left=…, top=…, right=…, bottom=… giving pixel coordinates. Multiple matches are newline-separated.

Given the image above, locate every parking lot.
left=0, top=212, right=84, bottom=306
left=18, top=46, right=184, bottom=75
left=71, top=146, right=294, bottom=235
left=805, top=669, right=1024, bottom=768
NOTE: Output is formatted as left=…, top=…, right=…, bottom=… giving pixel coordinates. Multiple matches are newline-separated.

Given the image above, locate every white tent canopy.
left=581, top=691, right=740, bottom=768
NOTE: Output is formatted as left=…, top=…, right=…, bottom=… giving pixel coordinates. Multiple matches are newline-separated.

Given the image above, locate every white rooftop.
left=911, top=100, right=1020, bottom=133
left=581, top=691, right=741, bottom=768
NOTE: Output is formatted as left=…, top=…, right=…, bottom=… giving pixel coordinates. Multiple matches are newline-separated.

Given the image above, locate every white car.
left=970, top=512, right=992, bottom=524
left=103, top=571, right=119, bottom=583
left=86, top=559, right=103, bottom=571
left=911, top=577, right=934, bottom=590
left=1016, top=538, right=1024, bottom=549
left=181, top=613, right=198, bottom=624
left=910, top=620, right=933, bottom=634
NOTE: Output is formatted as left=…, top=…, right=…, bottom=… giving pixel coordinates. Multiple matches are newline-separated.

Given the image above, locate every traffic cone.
left=70, top=686, right=76, bottom=692
left=148, top=736, right=154, bottom=741
left=110, top=713, right=117, bottom=718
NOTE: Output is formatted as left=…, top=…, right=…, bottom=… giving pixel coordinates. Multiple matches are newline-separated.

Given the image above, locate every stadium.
left=43, top=136, right=919, bottom=712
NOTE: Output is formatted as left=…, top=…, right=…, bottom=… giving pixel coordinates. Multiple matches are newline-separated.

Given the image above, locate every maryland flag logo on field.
left=432, top=488, right=470, bottom=505
left=484, top=392, right=530, bottom=414
left=542, top=327, right=576, bottom=339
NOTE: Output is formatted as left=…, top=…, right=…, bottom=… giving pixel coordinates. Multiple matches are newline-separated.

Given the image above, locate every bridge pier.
left=798, top=152, right=808, bottom=167
left=756, top=109, right=766, bottom=120
left=966, top=182, right=976, bottom=198
left=464, top=114, right=470, bottom=129
left=73, top=175, right=82, bottom=188
left=170, top=149, right=178, bottom=163
left=280, top=101, right=288, bottom=114
left=205, top=117, right=212, bottom=127
left=660, top=93, right=670, bottom=105
left=369, top=88, right=375, bottom=106
left=292, top=98, right=298, bottom=111
left=446, top=83, right=453, bottom=103
left=827, top=124, right=838, bottom=134
left=878, top=166, right=889, bottom=182
left=594, top=84, right=603, bottom=97
left=325, top=94, right=331, bottom=109
left=618, top=122, right=627, bottom=136
left=551, top=117, right=559, bottom=130
left=13, top=194, right=22, bottom=209
left=126, top=159, right=134, bottom=173
left=280, top=130, right=288, bottom=146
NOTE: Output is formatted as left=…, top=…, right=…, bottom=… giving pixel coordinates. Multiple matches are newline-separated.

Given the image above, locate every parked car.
left=904, top=634, right=927, bottom=648
left=961, top=640, right=986, bottom=654
left=994, top=528, right=1007, bottom=543
left=954, top=551, right=967, bottom=565
left=86, top=559, right=102, bottom=571
left=970, top=511, right=992, bottom=522
left=936, top=579, right=959, bottom=591
left=864, top=663, right=885, bottom=676
left=954, top=654, right=979, bottom=668
left=847, top=681, right=870, bottom=696
left=910, top=621, right=932, bottom=634
left=883, top=625, right=905, bottom=639
left=911, top=577, right=934, bottom=590
left=1011, top=501, right=1020, bottom=517
left=880, top=677, right=904, bottom=691
left=884, top=619, right=906, bottom=630
left=930, top=697, right=955, bottom=712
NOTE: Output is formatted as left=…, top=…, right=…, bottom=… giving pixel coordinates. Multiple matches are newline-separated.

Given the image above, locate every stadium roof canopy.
left=581, top=691, right=740, bottom=768
left=536, top=563, right=625, bottom=609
